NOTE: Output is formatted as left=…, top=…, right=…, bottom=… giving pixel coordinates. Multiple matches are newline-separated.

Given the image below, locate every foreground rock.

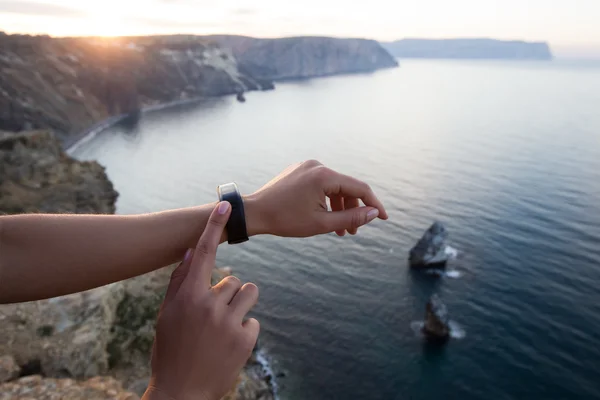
left=0, top=375, right=138, bottom=400
left=211, top=35, right=399, bottom=80
left=0, top=130, right=118, bottom=214
left=0, top=355, right=20, bottom=383
left=422, top=295, right=450, bottom=341
left=0, top=266, right=274, bottom=399
left=409, top=221, right=449, bottom=268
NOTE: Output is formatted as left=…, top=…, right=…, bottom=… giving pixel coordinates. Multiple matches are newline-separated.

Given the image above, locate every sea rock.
left=0, top=355, right=20, bottom=383
left=0, top=375, right=139, bottom=400
left=210, top=35, right=399, bottom=80
left=0, top=130, right=118, bottom=214
left=409, top=221, right=449, bottom=268
left=422, top=295, right=450, bottom=341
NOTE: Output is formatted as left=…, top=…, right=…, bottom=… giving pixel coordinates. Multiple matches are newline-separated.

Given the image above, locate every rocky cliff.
left=0, top=33, right=273, bottom=144
left=209, top=35, right=399, bottom=80
left=0, top=130, right=274, bottom=398
left=381, top=38, right=553, bottom=60
left=0, top=130, right=117, bottom=214
left=1, top=32, right=397, bottom=145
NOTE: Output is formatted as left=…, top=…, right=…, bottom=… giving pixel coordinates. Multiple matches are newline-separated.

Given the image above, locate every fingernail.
left=183, top=248, right=192, bottom=264
left=367, top=209, right=379, bottom=221
left=218, top=201, right=230, bottom=215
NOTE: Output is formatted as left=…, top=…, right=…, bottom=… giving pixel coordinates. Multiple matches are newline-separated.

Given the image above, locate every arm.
left=0, top=199, right=265, bottom=304
left=0, top=160, right=388, bottom=304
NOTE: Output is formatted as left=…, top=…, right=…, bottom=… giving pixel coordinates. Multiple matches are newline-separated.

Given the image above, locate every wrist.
left=243, top=194, right=268, bottom=237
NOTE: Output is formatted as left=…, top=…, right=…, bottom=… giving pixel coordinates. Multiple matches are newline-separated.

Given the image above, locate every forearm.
left=0, top=197, right=264, bottom=304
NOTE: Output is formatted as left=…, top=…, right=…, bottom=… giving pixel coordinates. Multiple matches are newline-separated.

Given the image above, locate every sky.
left=1, top=0, right=599, bottom=58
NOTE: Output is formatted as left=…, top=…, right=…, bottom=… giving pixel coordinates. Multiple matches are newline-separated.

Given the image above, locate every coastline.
left=65, top=96, right=211, bottom=155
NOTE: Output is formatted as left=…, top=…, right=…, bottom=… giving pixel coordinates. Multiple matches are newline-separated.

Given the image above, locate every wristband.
left=216, top=182, right=249, bottom=244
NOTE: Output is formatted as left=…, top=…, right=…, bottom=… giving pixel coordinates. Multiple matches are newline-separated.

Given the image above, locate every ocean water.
left=72, top=60, right=600, bottom=400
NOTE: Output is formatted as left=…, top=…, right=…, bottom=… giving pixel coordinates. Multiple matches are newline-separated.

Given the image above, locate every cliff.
left=209, top=35, right=399, bottom=80
left=0, top=33, right=273, bottom=144
left=0, top=130, right=274, bottom=398
left=381, top=38, right=553, bottom=60
left=0, top=130, right=117, bottom=214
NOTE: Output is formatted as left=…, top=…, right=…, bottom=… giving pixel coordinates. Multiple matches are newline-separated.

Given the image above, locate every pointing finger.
left=184, top=201, right=231, bottom=290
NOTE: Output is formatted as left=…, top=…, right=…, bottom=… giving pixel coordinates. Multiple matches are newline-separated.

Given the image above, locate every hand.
left=245, top=160, right=389, bottom=237
left=144, top=202, right=260, bottom=400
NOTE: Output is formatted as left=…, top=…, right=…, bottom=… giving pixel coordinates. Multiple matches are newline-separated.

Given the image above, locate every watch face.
left=220, top=183, right=237, bottom=196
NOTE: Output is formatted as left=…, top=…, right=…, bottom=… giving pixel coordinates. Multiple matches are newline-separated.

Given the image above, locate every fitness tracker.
left=217, top=182, right=249, bottom=244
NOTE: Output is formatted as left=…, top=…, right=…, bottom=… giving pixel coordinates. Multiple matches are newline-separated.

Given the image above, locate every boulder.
left=0, top=283, right=126, bottom=378
left=0, top=355, right=20, bottom=383
left=0, top=375, right=139, bottom=400
left=409, top=222, right=449, bottom=268
left=422, top=295, right=450, bottom=341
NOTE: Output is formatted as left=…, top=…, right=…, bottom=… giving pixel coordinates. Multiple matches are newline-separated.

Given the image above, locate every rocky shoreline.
left=0, top=32, right=399, bottom=399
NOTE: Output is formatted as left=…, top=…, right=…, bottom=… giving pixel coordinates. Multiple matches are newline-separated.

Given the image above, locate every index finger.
left=183, top=201, right=232, bottom=290
left=324, top=170, right=388, bottom=220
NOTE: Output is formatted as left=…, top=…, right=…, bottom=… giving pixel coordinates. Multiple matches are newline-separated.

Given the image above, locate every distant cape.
left=381, top=38, right=553, bottom=60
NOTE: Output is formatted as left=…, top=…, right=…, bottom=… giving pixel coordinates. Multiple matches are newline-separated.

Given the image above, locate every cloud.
left=129, top=16, right=223, bottom=30
left=230, top=8, right=257, bottom=16
left=0, top=0, right=86, bottom=17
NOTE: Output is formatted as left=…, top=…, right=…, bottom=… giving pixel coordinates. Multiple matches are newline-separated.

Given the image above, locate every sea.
left=71, top=59, right=600, bottom=400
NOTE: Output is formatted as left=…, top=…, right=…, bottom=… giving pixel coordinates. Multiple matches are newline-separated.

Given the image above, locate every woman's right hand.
left=143, top=201, right=260, bottom=400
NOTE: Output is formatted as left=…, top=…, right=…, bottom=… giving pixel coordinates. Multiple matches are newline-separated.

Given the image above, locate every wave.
left=424, top=269, right=463, bottom=279
left=410, top=320, right=466, bottom=340
left=444, top=245, right=459, bottom=259
left=254, top=348, right=281, bottom=400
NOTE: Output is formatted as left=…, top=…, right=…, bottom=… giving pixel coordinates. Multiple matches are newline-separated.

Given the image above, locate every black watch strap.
left=217, top=183, right=249, bottom=244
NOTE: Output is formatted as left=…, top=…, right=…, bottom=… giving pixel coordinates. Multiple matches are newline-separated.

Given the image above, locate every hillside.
left=381, top=38, right=553, bottom=60
left=209, top=35, right=399, bottom=80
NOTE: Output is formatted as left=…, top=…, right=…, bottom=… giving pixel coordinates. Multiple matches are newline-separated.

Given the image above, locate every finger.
left=343, top=197, right=360, bottom=235
left=242, top=317, right=260, bottom=344
left=320, top=206, right=379, bottom=235
left=329, top=195, right=345, bottom=236
left=185, top=201, right=231, bottom=290
left=324, top=171, right=388, bottom=220
left=161, top=248, right=194, bottom=309
left=211, top=275, right=243, bottom=304
left=230, top=283, right=259, bottom=321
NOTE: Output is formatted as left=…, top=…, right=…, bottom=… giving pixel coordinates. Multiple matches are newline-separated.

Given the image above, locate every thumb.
left=321, top=207, right=379, bottom=234
left=162, top=248, right=194, bottom=308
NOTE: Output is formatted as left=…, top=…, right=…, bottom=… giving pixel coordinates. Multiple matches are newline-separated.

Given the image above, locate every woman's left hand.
left=244, top=160, right=388, bottom=238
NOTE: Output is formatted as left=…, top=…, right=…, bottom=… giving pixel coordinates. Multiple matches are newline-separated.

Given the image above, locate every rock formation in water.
left=0, top=33, right=273, bottom=144
left=422, top=295, right=450, bottom=341
left=0, top=130, right=118, bottom=214
left=209, top=35, right=399, bottom=80
left=409, top=222, right=449, bottom=268
left=381, top=38, right=553, bottom=60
